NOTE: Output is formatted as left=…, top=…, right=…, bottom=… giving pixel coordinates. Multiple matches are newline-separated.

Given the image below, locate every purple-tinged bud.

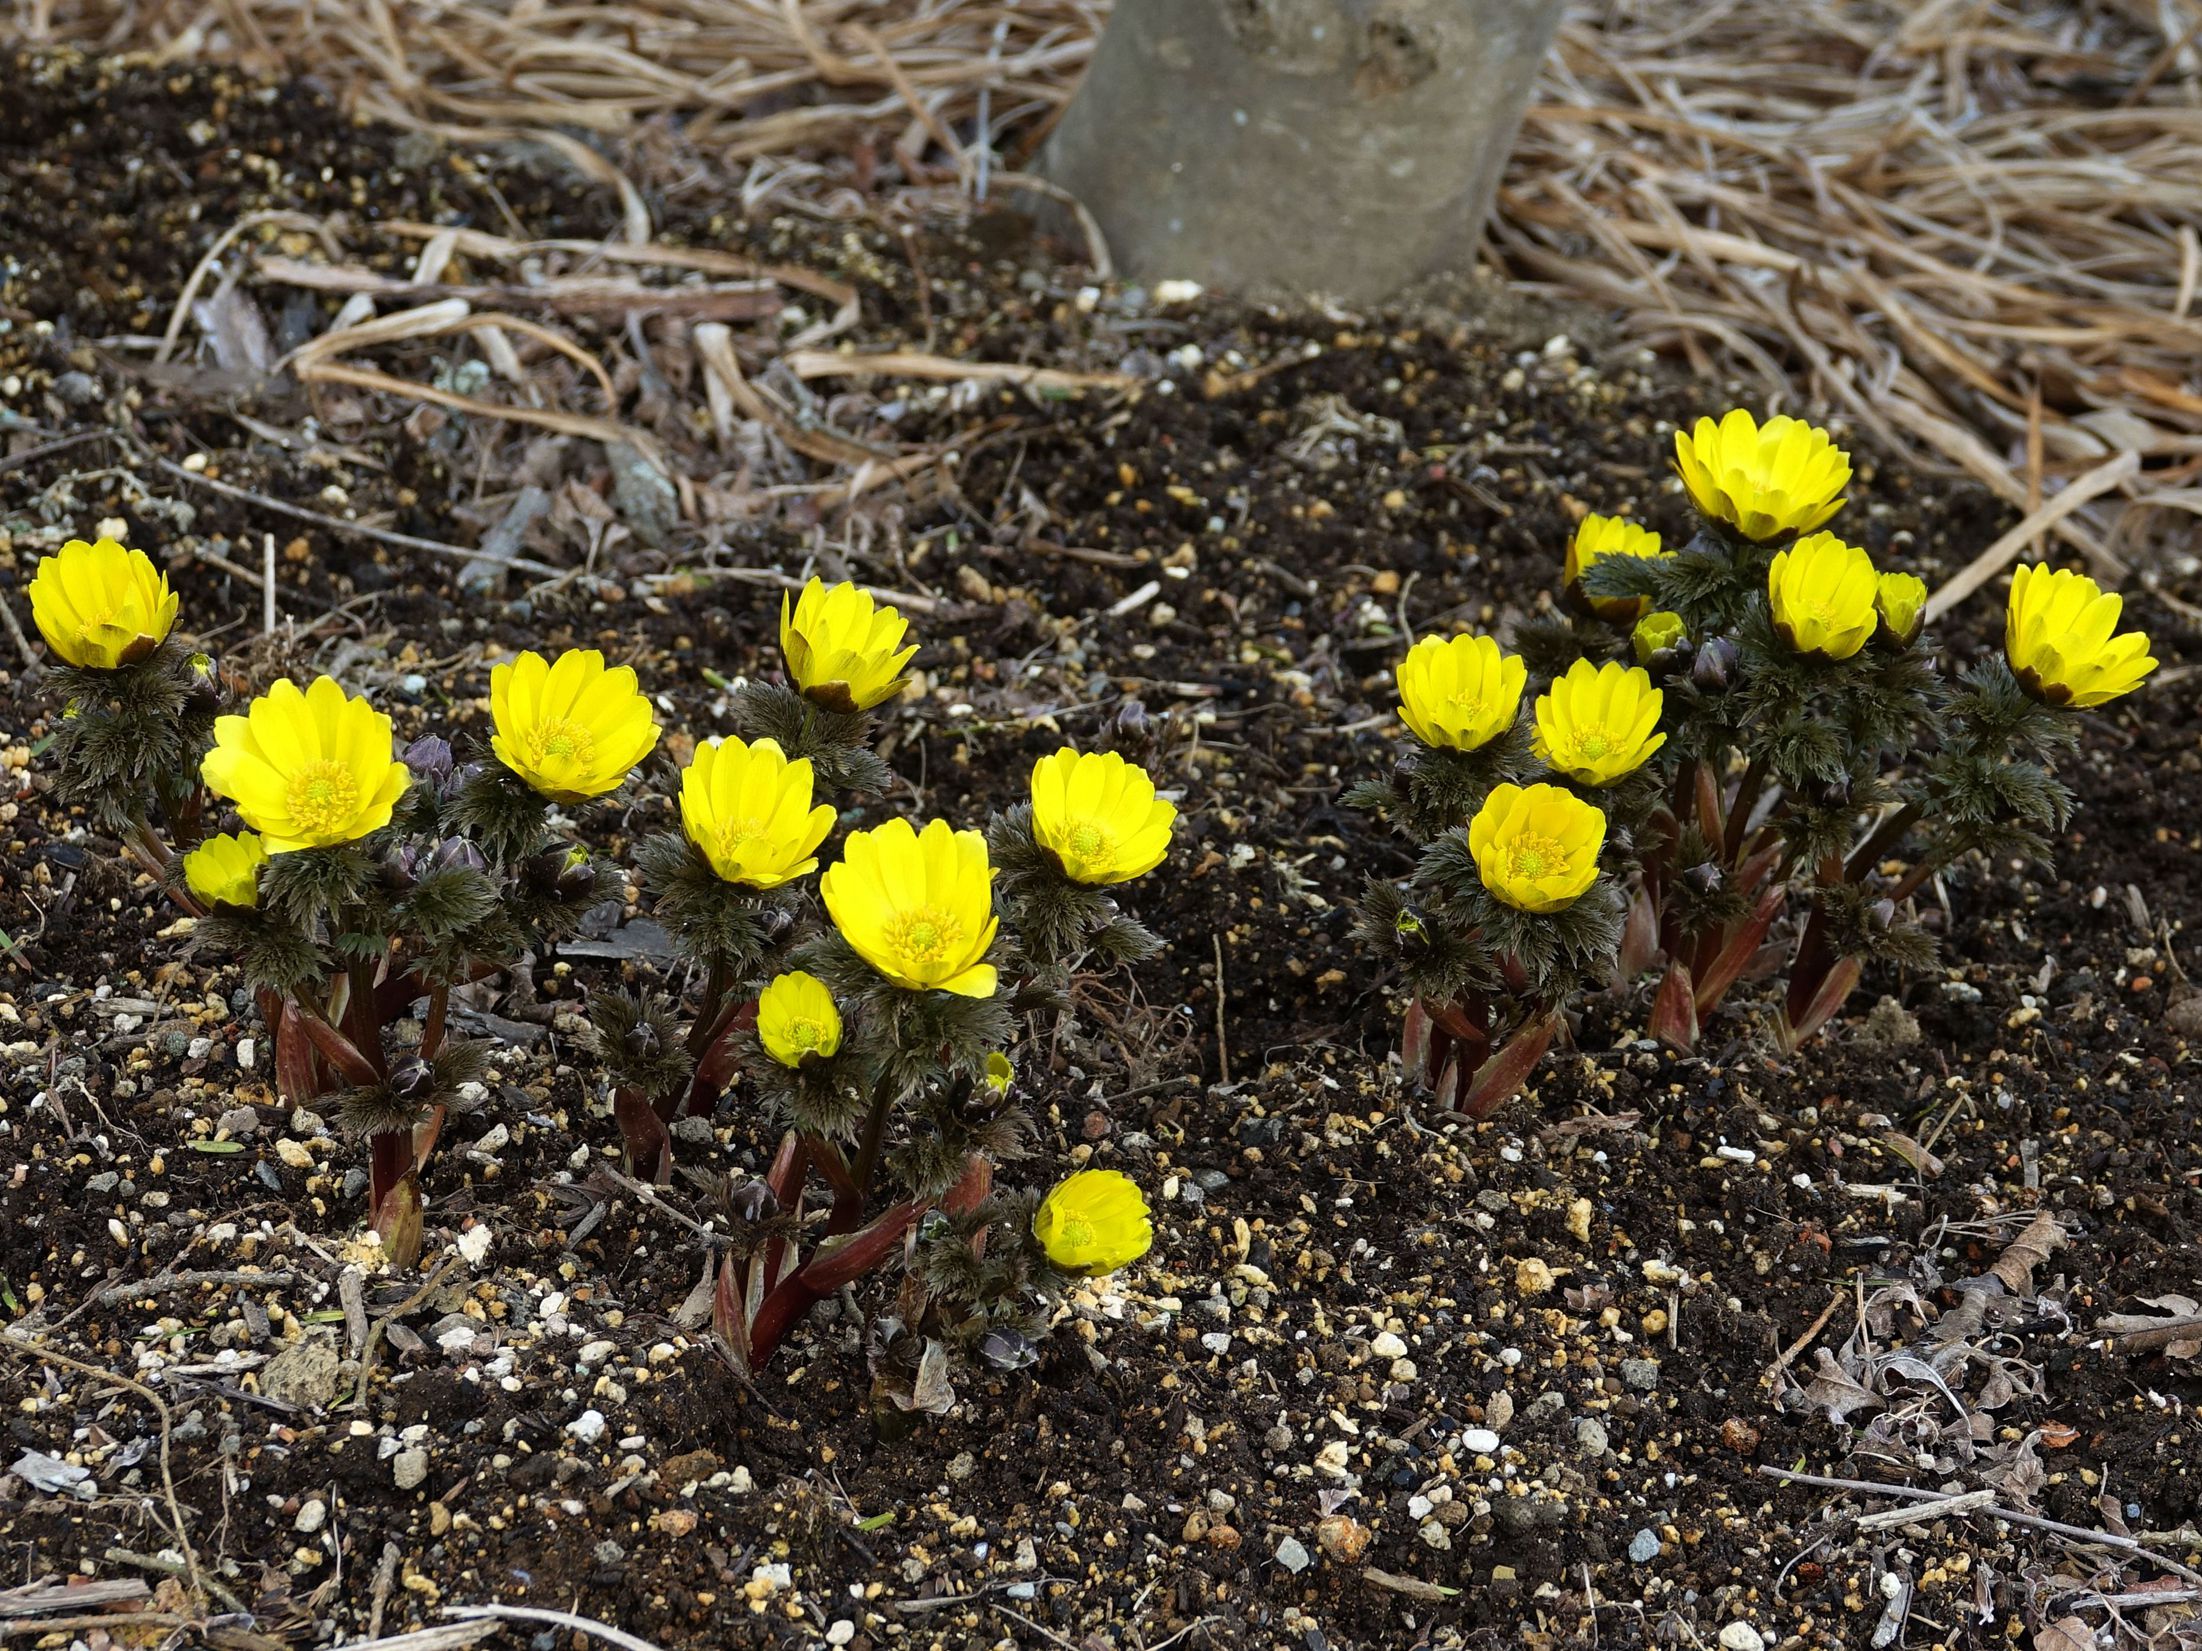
left=1691, top=637, right=1739, bottom=694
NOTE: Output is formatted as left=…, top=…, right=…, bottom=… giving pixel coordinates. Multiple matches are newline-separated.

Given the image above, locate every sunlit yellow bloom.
left=490, top=649, right=659, bottom=804
left=1632, top=610, right=1687, bottom=666
left=1769, top=532, right=1879, bottom=661
left=182, top=831, right=267, bottom=910
left=28, top=537, right=179, bottom=668
left=984, top=1052, right=1015, bottom=1094
left=1533, top=659, right=1666, bottom=786
left=822, top=818, right=998, bottom=997
left=755, top=971, right=841, bottom=1068
left=679, top=736, right=835, bottom=889
left=1468, top=782, right=1606, bottom=914
left=201, top=677, right=410, bottom=853
left=1566, top=514, right=1669, bottom=620
left=1033, top=1169, right=1153, bottom=1277
left=780, top=578, right=918, bottom=713
left=1875, top=572, right=1927, bottom=647
left=1030, top=748, right=1174, bottom=884
left=2005, top=564, right=2157, bottom=708
left=1396, top=633, right=1526, bottom=752
left=1674, top=410, right=1851, bottom=541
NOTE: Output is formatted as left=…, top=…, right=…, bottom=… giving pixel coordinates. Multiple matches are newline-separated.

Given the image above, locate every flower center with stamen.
left=525, top=718, right=595, bottom=769
left=1059, top=1216, right=1096, bottom=1251
left=1508, top=832, right=1567, bottom=885
left=716, top=817, right=768, bottom=863
left=1063, top=820, right=1115, bottom=877
left=1573, top=728, right=1612, bottom=761
left=286, top=759, right=361, bottom=836
left=886, top=906, right=964, bottom=969
left=788, top=1018, right=827, bottom=1053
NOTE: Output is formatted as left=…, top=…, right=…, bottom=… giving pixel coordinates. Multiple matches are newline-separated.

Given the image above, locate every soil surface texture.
left=2, top=53, right=2200, bottom=1651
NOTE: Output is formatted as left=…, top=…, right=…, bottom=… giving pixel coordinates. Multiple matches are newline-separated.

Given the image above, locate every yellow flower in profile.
left=490, top=649, right=659, bottom=804
left=1632, top=610, right=1687, bottom=666
left=1533, top=659, right=1666, bottom=786
left=780, top=578, right=918, bottom=713
left=755, top=971, right=842, bottom=1068
left=182, top=831, right=267, bottom=910
left=1468, top=782, right=1606, bottom=914
left=2005, top=564, right=2157, bottom=708
left=822, top=818, right=998, bottom=997
left=1673, top=410, right=1851, bottom=541
left=28, top=537, right=180, bottom=668
left=1768, top=532, right=1879, bottom=661
left=1033, top=1169, right=1152, bottom=1277
left=1030, top=748, right=1175, bottom=885
left=984, top=1052, right=1015, bottom=1095
left=679, top=736, right=835, bottom=889
left=1396, top=633, right=1527, bottom=752
left=1875, top=572, right=1927, bottom=647
left=201, top=677, right=410, bottom=853
left=1565, top=514, right=1669, bottom=620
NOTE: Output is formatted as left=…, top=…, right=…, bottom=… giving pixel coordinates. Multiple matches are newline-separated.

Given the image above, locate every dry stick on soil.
left=2108, top=1316, right=2202, bottom=1354
left=140, top=451, right=567, bottom=578
left=782, top=348, right=1136, bottom=394
left=1923, top=450, right=2142, bottom=623
left=444, top=1603, right=669, bottom=1651
left=1757, top=1466, right=2202, bottom=1587
left=345, top=1257, right=457, bottom=1410
left=0, top=1338, right=201, bottom=1600
left=94, top=1267, right=299, bottom=1307
left=1760, top=1287, right=1845, bottom=1392
left=0, top=1579, right=150, bottom=1620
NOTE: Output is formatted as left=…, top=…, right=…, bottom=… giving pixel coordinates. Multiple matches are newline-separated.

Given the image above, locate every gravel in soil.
left=2, top=54, right=2200, bottom=1651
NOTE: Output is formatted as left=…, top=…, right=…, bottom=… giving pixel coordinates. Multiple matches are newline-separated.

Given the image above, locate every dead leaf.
left=2032, top=1615, right=2092, bottom=1651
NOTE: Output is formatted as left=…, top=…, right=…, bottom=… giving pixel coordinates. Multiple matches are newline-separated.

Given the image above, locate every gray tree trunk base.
left=1041, top=0, right=1566, bottom=306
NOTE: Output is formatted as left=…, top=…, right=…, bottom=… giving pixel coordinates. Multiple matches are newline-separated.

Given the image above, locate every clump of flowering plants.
left=585, top=579, right=1169, bottom=1424
left=1352, top=410, right=2156, bottom=1119
left=26, top=538, right=636, bottom=1264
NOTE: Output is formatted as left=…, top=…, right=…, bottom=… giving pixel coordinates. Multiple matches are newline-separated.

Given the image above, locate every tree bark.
left=1042, top=0, right=1564, bottom=304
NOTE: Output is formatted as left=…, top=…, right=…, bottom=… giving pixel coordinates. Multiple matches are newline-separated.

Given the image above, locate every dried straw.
left=14, top=0, right=2202, bottom=571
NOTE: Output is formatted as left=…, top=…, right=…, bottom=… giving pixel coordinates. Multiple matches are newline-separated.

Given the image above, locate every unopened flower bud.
left=404, top=735, right=456, bottom=792
left=184, top=652, right=223, bottom=714
left=1683, top=862, right=1724, bottom=895
left=526, top=842, right=595, bottom=899
left=727, top=1181, right=779, bottom=1224
left=1691, top=637, right=1738, bottom=694
left=389, top=1057, right=434, bottom=1102
left=431, top=837, right=487, bottom=875
left=1101, top=698, right=1155, bottom=761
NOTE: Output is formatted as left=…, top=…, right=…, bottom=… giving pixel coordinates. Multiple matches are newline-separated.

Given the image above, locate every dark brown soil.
left=2, top=54, right=2199, bottom=1651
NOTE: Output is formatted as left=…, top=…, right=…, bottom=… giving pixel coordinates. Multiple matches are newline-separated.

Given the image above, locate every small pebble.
left=1274, top=1536, right=1311, bottom=1573
left=1575, top=1418, right=1609, bottom=1457
left=293, top=1498, right=327, bottom=1533
left=1620, top=1357, right=1662, bottom=1391
left=1628, top=1528, right=1661, bottom=1564
left=1719, top=1625, right=1765, bottom=1651
left=1460, top=1428, right=1501, bottom=1456
left=391, top=1449, right=428, bottom=1490
left=567, top=1409, right=607, bottom=1444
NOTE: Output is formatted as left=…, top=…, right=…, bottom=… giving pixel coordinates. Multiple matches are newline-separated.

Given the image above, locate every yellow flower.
left=755, top=971, right=842, bottom=1068
left=1396, top=633, right=1527, bottom=752
left=1033, top=1169, right=1153, bottom=1277
left=780, top=578, right=918, bottom=713
left=182, top=831, right=267, bottom=910
left=1030, top=748, right=1175, bottom=884
left=1632, top=610, right=1687, bottom=666
left=1875, top=572, right=1927, bottom=647
left=1566, top=514, right=1670, bottom=620
left=1468, top=782, right=1606, bottom=914
left=1533, top=659, right=1666, bottom=786
left=490, top=649, right=659, bottom=804
left=679, top=735, right=835, bottom=889
left=984, top=1052, right=1015, bottom=1094
left=201, top=676, right=410, bottom=852
left=1768, top=532, right=1879, bottom=660
left=822, top=817, right=998, bottom=997
left=2005, top=564, right=2158, bottom=708
left=1673, top=410, right=1851, bottom=541
left=28, top=537, right=179, bottom=668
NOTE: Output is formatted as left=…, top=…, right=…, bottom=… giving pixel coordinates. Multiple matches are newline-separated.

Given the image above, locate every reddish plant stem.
left=1846, top=802, right=1921, bottom=882
left=1723, top=754, right=1769, bottom=863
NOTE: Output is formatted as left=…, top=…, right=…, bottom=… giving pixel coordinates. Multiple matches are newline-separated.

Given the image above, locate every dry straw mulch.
left=15, top=0, right=2202, bottom=586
